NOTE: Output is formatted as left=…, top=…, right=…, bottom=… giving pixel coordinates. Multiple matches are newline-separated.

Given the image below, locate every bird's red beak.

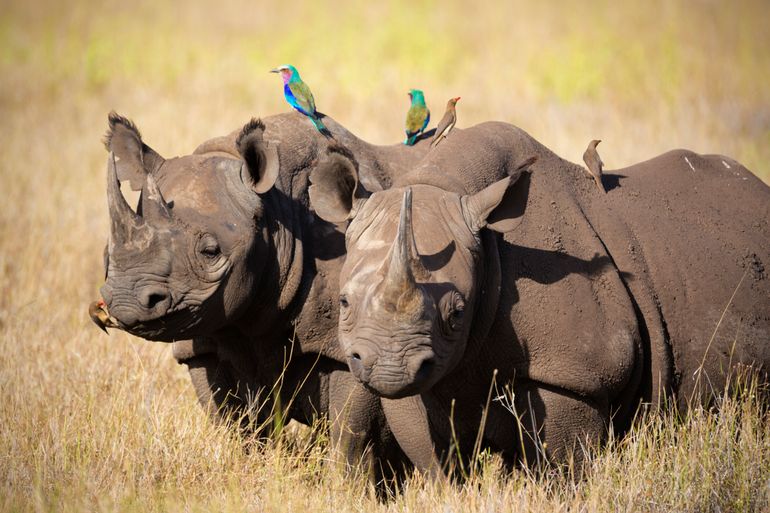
left=454, top=97, right=461, bottom=102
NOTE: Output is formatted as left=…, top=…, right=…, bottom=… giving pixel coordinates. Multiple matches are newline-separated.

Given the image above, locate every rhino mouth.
left=117, top=311, right=201, bottom=341
left=361, top=375, right=432, bottom=400
left=90, top=298, right=205, bottom=342
left=350, top=352, right=437, bottom=399
left=121, top=307, right=208, bottom=342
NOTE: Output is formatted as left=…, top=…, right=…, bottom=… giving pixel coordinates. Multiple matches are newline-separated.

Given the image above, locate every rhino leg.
left=381, top=395, right=443, bottom=479
left=173, top=338, right=255, bottom=432
left=328, top=371, right=378, bottom=470
left=328, top=370, right=414, bottom=487
left=511, top=383, right=609, bottom=469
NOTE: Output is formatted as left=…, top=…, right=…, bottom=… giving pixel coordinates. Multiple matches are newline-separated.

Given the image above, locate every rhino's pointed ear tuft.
left=236, top=118, right=280, bottom=194
left=103, top=111, right=165, bottom=191
left=103, top=111, right=142, bottom=151
left=309, top=144, right=367, bottom=223
left=461, top=156, right=535, bottom=234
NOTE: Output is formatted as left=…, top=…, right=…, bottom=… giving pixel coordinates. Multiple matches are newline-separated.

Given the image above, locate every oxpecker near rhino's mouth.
left=88, top=299, right=119, bottom=333
left=96, top=301, right=208, bottom=342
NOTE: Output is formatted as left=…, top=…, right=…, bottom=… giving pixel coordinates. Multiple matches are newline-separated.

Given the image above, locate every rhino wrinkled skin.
left=310, top=121, right=770, bottom=472
left=98, top=111, right=435, bottom=480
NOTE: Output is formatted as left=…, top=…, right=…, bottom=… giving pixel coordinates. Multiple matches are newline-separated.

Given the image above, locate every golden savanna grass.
left=1, top=0, right=769, bottom=511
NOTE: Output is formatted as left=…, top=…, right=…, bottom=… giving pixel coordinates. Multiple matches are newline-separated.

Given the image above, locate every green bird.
left=404, top=89, right=430, bottom=146
left=270, top=64, right=328, bottom=133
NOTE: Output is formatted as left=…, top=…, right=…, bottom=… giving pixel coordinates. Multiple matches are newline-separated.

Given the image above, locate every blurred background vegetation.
left=1, top=0, right=768, bottom=172
left=1, top=1, right=769, bottom=510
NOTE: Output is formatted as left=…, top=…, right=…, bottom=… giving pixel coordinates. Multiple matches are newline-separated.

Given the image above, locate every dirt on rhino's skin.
left=94, top=111, right=436, bottom=482
left=309, top=121, right=770, bottom=473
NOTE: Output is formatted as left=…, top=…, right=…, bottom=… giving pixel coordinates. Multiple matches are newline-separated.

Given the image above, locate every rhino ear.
left=309, top=144, right=368, bottom=223
left=461, top=156, right=536, bottom=233
left=103, top=111, right=165, bottom=191
left=236, top=118, right=280, bottom=194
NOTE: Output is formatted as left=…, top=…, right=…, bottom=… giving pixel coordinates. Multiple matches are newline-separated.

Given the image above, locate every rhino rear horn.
left=236, top=118, right=280, bottom=194
left=141, top=173, right=172, bottom=221
left=107, top=152, right=143, bottom=244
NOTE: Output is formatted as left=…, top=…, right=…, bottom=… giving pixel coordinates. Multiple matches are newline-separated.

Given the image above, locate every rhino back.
left=588, top=150, right=770, bottom=405
left=394, top=121, right=563, bottom=195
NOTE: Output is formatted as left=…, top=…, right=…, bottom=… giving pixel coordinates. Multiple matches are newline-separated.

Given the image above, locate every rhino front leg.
left=381, top=395, right=443, bottom=479
left=510, top=383, right=609, bottom=469
left=329, top=371, right=415, bottom=488
left=172, top=338, right=253, bottom=431
left=328, top=370, right=381, bottom=472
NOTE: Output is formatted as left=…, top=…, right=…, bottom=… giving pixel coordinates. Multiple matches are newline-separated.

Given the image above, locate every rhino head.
left=309, top=159, right=533, bottom=398
left=98, top=113, right=279, bottom=341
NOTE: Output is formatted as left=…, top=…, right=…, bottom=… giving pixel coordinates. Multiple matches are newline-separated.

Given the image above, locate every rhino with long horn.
left=92, top=111, right=436, bottom=481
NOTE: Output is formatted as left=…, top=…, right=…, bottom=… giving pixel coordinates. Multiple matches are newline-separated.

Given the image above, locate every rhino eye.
left=198, top=234, right=221, bottom=259
left=450, top=303, right=465, bottom=326
left=339, top=295, right=349, bottom=309
left=201, top=244, right=220, bottom=257
left=446, top=292, right=465, bottom=331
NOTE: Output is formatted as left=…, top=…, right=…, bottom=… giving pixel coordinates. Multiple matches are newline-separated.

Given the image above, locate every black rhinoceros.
left=309, top=121, right=770, bottom=472
left=94, top=111, right=434, bottom=478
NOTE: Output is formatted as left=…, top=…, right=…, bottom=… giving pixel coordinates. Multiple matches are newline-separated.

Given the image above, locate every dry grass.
left=1, top=0, right=769, bottom=511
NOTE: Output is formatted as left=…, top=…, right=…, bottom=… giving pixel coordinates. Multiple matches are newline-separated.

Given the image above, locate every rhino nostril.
left=146, top=293, right=166, bottom=309
left=415, top=356, right=435, bottom=383
left=139, top=288, right=169, bottom=310
left=348, top=351, right=372, bottom=382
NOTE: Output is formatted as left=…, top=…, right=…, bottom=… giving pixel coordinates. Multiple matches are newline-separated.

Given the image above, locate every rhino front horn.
left=107, top=152, right=143, bottom=244
left=382, top=188, right=424, bottom=313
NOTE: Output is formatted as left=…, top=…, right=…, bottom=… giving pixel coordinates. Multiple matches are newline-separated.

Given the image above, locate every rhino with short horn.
left=310, top=121, right=770, bottom=472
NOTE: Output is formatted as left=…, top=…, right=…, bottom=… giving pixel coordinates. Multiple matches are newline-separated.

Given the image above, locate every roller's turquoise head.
left=408, top=89, right=426, bottom=105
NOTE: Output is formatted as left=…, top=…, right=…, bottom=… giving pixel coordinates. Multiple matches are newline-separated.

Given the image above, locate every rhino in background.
left=94, top=111, right=434, bottom=480
left=309, top=121, right=770, bottom=472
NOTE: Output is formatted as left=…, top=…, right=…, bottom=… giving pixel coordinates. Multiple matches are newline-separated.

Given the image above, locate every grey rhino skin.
left=98, top=111, right=434, bottom=478
left=310, top=121, right=770, bottom=472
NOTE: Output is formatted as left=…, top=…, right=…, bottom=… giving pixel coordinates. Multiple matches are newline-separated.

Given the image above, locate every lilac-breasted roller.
left=404, top=89, right=430, bottom=146
left=270, top=64, right=327, bottom=133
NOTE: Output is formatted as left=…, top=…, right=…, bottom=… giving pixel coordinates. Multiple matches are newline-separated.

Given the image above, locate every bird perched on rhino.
left=583, top=139, right=607, bottom=193
left=404, top=89, right=430, bottom=146
left=270, top=64, right=328, bottom=134
left=430, top=96, right=460, bottom=148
